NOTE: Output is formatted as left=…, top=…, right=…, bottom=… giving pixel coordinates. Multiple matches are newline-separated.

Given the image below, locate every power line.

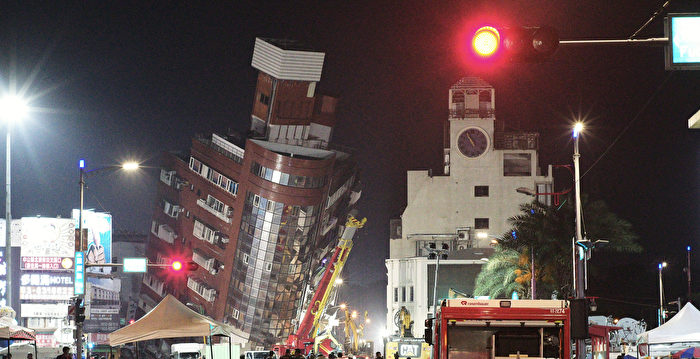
left=581, top=71, right=674, bottom=179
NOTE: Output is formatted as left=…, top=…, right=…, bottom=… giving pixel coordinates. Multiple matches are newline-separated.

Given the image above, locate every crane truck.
left=272, top=215, right=366, bottom=357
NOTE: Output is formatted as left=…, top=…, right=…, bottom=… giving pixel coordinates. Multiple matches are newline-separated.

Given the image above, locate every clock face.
left=457, top=127, right=489, bottom=158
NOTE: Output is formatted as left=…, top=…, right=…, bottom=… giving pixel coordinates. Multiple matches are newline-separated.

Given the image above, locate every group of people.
left=1, top=346, right=71, bottom=359
left=270, top=349, right=385, bottom=359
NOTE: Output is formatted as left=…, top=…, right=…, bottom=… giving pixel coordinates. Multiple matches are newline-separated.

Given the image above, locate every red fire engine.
left=425, top=299, right=571, bottom=359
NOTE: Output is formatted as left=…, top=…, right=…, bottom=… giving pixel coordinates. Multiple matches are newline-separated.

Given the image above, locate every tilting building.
left=141, top=38, right=361, bottom=348
left=385, top=77, right=554, bottom=337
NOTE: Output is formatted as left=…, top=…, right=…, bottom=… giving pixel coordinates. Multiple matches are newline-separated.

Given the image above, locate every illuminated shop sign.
left=20, top=286, right=73, bottom=300
left=21, top=256, right=74, bottom=270
left=21, top=303, right=68, bottom=318
left=20, top=217, right=76, bottom=257
left=35, top=334, right=59, bottom=348
left=20, top=273, right=73, bottom=287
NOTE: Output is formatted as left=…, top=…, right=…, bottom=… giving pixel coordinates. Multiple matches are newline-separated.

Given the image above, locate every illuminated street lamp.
left=658, top=261, right=668, bottom=325
left=572, top=121, right=586, bottom=359
left=75, top=159, right=139, bottom=359
left=0, top=94, right=28, bottom=310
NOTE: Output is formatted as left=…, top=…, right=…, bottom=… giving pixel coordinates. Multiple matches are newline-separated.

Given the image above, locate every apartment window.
left=259, top=93, right=270, bottom=105
left=265, top=263, right=273, bottom=272
left=394, top=287, right=399, bottom=302
left=243, top=253, right=249, bottom=264
left=475, top=218, right=490, bottom=229
left=233, top=308, right=240, bottom=320
left=410, top=286, right=414, bottom=302
left=474, top=186, right=489, bottom=197
left=504, top=153, right=532, bottom=176
left=402, top=287, right=406, bottom=302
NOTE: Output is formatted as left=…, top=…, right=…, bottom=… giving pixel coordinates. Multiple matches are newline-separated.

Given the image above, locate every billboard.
left=665, top=13, right=700, bottom=70
left=20, top=218, right=76, bottom=257
left=21, top=303, right=68, bottom=318
left=0, top=219, right=22, bottom=247
left=71, top=210, right=112, bottom=266
left=84, top=279, right=121, bottom=333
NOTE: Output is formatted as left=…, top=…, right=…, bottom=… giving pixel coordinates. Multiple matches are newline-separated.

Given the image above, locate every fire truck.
left=425, top=299, right=571, bottom=359
left=272, top=215, right=366, bottom=357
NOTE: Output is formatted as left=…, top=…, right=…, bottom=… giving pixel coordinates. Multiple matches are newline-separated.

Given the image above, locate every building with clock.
left=385, top=77, right=554, bottom=337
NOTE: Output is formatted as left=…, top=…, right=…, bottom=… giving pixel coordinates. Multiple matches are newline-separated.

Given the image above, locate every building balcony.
left=196, top=198, right=232, bottom=224
left=320, top=216, right=338, bottom=236
left=142, top=273, right=165, bottom=297
left=160, top=169, right=175, bottom=186
left=187, top=277, right=217, bottom=302
left=192, top=248, right=215, bottom=272
left=163, top=200, right=182, bottom=219
left=448, top=108, right=495, bottom=119
left=151, top=221, right=177, bottom=244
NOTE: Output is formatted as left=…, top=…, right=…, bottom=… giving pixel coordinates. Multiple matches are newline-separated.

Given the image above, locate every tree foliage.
left=475, top=195, right=641, bottom=299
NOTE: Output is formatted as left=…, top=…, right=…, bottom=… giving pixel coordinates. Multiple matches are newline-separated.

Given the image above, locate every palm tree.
left=477, top=194, right=641, bottom=298
left=473, top=247, right=530, bottom=299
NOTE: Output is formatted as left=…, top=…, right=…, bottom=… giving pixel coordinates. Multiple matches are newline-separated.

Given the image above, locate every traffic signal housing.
left=171, top=260, right=199, bottom=272
left=75, top=297, right=86, bottom=323
left=469, top=25, right=560, bottom=63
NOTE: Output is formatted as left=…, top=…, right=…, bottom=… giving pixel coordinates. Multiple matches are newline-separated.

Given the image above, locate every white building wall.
left=386, top=77, right=553, bottom=338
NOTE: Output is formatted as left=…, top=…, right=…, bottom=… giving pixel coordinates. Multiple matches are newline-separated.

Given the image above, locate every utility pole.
left=688, top=246, right=692, bottom=304
left=572, top=123, right=586, bottom=359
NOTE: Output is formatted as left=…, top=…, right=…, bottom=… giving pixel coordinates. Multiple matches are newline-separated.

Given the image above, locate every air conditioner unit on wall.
left=457, top=229, right=470, bottom=240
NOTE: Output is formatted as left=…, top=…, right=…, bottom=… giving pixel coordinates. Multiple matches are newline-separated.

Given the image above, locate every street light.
left=0, top=94, right=28, bottom=310
left=572, top=121, right=586, bottom=359
left=658, top=261, right=668, bottom=326
left=76, top=159, right=140, bottom=359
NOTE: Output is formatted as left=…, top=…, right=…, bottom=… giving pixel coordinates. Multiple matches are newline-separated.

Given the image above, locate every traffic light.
left=469, top=25, right=559, bottom=62
left=75, top=297, right=86, bottom=323
left=171, top=260, right=199, bottom=272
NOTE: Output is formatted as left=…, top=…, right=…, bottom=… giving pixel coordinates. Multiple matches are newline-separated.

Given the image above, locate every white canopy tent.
left=109, top=294, right=248, bottom=346
left=637, top=302, right=700, bottom=356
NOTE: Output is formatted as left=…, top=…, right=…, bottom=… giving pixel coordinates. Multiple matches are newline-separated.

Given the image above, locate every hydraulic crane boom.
left=283, top=215, right=366, bottom=352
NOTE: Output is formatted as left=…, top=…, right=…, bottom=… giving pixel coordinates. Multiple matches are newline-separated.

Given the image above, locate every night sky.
left=1, top=0, right=698, bottom=335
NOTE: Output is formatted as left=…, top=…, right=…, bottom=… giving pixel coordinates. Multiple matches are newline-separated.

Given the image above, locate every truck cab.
left=426, top=299, right=571, bottom=359
left=171, top=344, right=204, bottom=359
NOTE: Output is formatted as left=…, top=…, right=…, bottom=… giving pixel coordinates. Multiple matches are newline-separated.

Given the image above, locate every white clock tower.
left=385, top=77, right=554, bottom=341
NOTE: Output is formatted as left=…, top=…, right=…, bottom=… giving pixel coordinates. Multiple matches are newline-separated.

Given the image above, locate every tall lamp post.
left=572, top=122, right=587, bottom=359
left=658, top=261, right=667, bottom=326
left=76, top=159, right=139, bottom=359
left=0, top=95, right=28, bottom=310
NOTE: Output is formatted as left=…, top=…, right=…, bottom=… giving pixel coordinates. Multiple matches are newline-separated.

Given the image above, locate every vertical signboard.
left=74, top=252, right=84, bottom=295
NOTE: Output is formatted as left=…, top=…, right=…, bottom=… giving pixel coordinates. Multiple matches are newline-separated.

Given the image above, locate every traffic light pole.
left=560, top=37, right=668, bottom=46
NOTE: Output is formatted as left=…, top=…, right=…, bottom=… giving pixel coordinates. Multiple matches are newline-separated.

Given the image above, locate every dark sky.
left=1, top=0, right=698, bottom=328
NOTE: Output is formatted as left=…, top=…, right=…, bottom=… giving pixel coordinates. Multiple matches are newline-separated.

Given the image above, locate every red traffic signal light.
left=172, top=261, right=183, bottom=271
left=171, top=260, right=199, bottom=272
left=468, top=25, right=559, bottom=62
left=472, top=26, right=500, bottom=57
